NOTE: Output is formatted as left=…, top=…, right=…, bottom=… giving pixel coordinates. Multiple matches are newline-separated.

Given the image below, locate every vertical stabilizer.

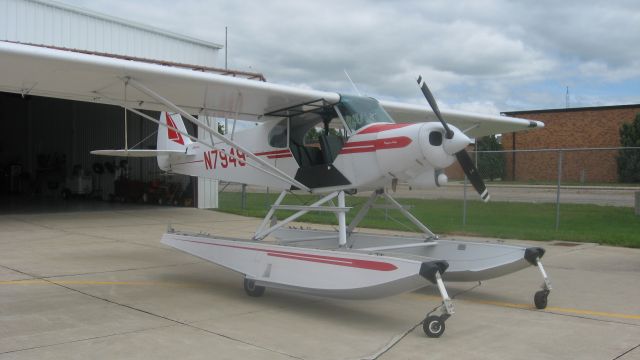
left=157, top=112, right=192, bottom=169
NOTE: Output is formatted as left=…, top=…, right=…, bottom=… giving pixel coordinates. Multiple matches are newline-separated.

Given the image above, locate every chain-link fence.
left=464, top=147, right=640, bottom=229
left=215, top=147, right=640, bottom=245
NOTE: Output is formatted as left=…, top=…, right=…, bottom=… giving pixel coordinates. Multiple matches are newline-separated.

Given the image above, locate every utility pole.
left=225, top=26, right=228, bottom=70
left=224, top=26, right=228, bottom=134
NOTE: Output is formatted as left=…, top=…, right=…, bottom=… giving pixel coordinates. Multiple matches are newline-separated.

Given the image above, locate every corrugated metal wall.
left=0, top=0, right=221, bottom=67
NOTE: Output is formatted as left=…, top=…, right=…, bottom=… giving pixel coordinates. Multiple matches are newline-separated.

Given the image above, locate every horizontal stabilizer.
left=90, top=149, right=186, bottom=157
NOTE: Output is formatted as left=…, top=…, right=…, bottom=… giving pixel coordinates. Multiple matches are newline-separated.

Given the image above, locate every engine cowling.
left=335, top=122, right=468, bottom=190
left=418, top=122, right=467, bottom=169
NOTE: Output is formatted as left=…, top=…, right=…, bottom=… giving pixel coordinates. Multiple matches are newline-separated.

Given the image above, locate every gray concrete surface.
left=1, top=208, right=639, bottom=359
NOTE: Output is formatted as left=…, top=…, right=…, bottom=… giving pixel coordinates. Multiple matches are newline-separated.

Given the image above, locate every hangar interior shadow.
left=0, top=92, right=197, bottom=213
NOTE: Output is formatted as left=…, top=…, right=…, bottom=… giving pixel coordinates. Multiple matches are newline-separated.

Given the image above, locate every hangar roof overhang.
left=3, top=40, right=267, bottom=82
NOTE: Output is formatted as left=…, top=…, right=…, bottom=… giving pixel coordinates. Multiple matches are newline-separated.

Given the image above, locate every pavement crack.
left=0, top=324, right=178, bottom=355
left=0, top=260, right=203, bottom=281
left=5, top=215, right=58, bottom=230
left=612, top=343, right=640, bottom=360
left=40, top=278, right=303, bottom=360
left=0, top=263, right=38, bottom=278
left=360, top=321, right=423, bottom=360
left=520, top=307, right=640, bottom=328
left=41, top=261, right=204, bottom=280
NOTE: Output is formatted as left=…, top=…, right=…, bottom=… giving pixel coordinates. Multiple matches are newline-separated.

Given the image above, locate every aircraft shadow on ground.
left=158, top=271, right=419, bottom=328
left=413, top=282, right=534, bottom=306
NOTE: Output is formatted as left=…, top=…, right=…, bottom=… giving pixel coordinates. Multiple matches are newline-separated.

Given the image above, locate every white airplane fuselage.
left=160, top=117, right=461, bottom=192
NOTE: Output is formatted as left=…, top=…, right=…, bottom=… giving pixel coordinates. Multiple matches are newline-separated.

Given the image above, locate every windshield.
left=336, top=94, right=394, bottom=131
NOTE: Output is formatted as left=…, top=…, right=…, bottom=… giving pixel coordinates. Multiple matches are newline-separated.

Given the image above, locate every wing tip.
left=528, top=120, right=545, bottom=128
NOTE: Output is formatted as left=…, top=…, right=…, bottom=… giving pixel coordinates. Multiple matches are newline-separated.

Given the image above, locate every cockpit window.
left=268, top=119, right=288, bottom=148
left=336, top=94, right=394, bottom=131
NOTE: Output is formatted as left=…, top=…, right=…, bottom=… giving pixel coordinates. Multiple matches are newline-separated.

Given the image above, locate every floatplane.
left=0, top=41, right=552, bottom=337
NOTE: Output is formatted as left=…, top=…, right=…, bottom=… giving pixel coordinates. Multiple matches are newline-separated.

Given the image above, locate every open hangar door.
left=0, top=92, right=197, bottom=212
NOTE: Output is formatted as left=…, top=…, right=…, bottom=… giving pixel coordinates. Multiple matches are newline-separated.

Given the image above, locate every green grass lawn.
left=217, top=192, right=640, bottom=248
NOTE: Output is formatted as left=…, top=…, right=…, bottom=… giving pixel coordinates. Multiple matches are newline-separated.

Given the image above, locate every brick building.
left=501, top=104, right=640, bottom=183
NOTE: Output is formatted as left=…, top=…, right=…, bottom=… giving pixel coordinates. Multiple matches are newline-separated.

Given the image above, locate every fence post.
left=463, top=175, right=468, bottom=226
left=555, top=150, right=563, bottom=230
left=241, top=183, right=247, bottom=210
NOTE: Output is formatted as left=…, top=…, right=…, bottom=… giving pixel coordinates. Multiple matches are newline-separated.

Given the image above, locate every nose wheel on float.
left=525, top=249, right=553, bottom=310
left=421, top=266, right=455, bottom=338
left=423, top=314, right=449, bottom=338
left=533, top=257, right=552, bottom=309
left=243, top=277, right=266, bottom=297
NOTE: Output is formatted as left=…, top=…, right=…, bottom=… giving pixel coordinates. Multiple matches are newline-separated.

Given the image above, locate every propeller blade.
left=415, top=76, right=489, bottom=202
left=417, top=75, right=454, bottom=139
left=455, top=149, right=490, bottom=202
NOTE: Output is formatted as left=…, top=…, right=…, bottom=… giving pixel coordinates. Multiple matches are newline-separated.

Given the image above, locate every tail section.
left=158, top=112, right=192, bottom=151
left=157, top=112, right=192, bottom=170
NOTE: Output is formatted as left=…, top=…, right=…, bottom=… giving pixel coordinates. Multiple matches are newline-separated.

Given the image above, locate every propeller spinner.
left=416, top=76, right=490, bottom=202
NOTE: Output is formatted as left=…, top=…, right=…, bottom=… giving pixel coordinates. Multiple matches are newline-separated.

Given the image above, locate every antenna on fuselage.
left=343, top=69, right=362, bottom=96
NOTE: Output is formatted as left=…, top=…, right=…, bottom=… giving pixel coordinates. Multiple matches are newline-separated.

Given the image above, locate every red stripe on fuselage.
left=339, top=136, right=412, bottom=154
left=254, top=149, right=291, bottom=156
left=254, top=149, right=293, bottom=159
left=356, top=123, right=414, bottom=134
left=174, top=238, right=397, bottom=271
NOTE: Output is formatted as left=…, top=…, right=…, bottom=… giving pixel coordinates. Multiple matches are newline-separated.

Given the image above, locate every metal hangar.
left=0, top=0, right=264, bottom=211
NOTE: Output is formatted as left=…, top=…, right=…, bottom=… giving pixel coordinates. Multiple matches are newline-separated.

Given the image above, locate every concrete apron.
left=0, top=207, right=638, bottom=360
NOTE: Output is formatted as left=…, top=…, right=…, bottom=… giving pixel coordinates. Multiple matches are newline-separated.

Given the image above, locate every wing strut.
left=96, top=95, right=309, bottom=191
left=125, top=77, right=311, bottom=192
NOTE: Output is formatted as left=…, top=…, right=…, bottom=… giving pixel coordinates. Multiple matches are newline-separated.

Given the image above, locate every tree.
left=303, top=126, right=340, bottom=144
left=617, top=113, right=640, bottom=183
left=476, top=135, right=505, bottom=181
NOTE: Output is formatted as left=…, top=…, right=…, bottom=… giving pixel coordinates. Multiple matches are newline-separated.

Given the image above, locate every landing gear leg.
left=423, top=271, right=454, bottom=338
left=243, top=277, right=266, bottom=297
left=534, top=258, right=552, bottom=309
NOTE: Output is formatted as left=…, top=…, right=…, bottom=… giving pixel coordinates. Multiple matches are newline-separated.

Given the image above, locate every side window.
left=268, top=119, right=288, bottom=148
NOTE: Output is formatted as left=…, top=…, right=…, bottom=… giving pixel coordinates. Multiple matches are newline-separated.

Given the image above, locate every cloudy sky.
left=58, top=0, right=640, bottom=114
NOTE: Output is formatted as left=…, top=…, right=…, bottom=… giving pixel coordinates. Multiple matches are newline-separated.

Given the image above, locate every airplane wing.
left=0, top=41, right=540, bottom=137
left=0, top=41, right=340, bottom=121
left=380, top=100, right=544, bottom=139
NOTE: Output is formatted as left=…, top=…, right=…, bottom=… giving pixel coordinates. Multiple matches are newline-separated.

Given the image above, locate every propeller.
left=416, top=76, right=490, bottom=202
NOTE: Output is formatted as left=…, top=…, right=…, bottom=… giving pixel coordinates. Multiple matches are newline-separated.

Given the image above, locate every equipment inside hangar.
left=0, top=92, right=198, bottom=210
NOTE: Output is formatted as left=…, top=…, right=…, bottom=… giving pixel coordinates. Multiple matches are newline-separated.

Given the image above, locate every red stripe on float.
left=175, top=238, right=397, bottom=271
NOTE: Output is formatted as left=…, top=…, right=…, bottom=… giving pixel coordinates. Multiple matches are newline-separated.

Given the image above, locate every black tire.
left=243, top=278, right=266, bottom=297
left=534, top=290, right=549, bottom=309
left=423, top=315, right=445, bottom=338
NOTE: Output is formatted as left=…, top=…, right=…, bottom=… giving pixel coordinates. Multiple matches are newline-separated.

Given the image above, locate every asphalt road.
left=229, top=183, right=640, bottom=208
left=391, top=183, right=640, bottom=207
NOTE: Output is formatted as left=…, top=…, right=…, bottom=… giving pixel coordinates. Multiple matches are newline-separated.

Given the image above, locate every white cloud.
left=57, top=0, right=640, bottom=113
